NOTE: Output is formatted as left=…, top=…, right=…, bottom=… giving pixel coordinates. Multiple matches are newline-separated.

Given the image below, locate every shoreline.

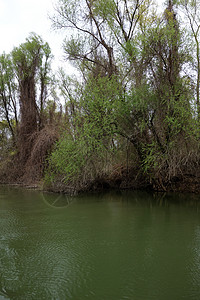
left=1, top=173, right=200, bottom=195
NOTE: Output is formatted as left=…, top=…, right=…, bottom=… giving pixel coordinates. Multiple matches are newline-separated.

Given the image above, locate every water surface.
left=0, top=186, right=200, bottom=299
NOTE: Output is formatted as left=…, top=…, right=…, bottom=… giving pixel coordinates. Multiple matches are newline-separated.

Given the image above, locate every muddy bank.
left=44, top=169, right=200, bottom=195
left=1, top=165, right=200, bottom=195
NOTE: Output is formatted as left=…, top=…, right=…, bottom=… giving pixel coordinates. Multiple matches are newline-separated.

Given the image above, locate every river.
left=0, top=186, right=200, bottom=299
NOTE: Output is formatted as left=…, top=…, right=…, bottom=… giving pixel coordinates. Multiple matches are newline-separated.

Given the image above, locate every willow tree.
left=142, top=0, right=185, bottom=144
left=52, top=0, right=154, bottom=79
left=177, top=0, right=200, bottom=120
left=47, top=0, right=158, bottom=189
left=128, top=0, right=199, bottom=188
left=0, top=53, right=18, bottom=143
left=49, top=0, right=198, bottom=192
left=51, top=0, right=156, bottom=146
left=12, top=33, right=53, bottom=162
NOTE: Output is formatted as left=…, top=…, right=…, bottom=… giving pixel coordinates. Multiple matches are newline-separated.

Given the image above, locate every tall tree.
left=12, top=33, right=53, bottom=161
left=0, top=53, right=18, bottom=143
left=52, top=0, right=154, bottom=78
left=177, top=0, right=200, bottom=120
left=47, top=0, right=198, bottom=192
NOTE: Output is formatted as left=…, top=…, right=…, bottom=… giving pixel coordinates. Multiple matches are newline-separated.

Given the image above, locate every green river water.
left=0, top=186, right=200, bottom=299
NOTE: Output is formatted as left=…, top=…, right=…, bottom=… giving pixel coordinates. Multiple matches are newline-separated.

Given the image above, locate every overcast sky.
left=0, top=0, right=164, bottom=74
left=0, top=0, right=74, bottom=73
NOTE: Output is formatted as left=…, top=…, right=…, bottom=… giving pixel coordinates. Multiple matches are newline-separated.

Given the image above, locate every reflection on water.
left=41, top=192, right=74, bottom=209
left=0, top=186, right=200, bottom=299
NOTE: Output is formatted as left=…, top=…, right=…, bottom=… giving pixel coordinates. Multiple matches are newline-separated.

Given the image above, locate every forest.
left=0, top=0, right=200, bottom=194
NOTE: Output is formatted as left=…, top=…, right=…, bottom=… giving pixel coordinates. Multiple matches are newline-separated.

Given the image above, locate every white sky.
left=0, top=0, right=164, bottom=74
left=0, top=0, right=74, bottom=73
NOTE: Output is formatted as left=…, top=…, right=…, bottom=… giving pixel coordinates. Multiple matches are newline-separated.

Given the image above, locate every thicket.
left=0, top=33, right=60, bottom=183
left=46, top=0, right=200, bottom=192
left=1, top=0, right=200, bottom=193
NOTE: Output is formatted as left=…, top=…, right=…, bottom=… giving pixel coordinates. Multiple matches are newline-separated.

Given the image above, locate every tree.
left=46, top=75, right=122, bottom=189
left=12, top=33, right=53, bottom=162
left=52, top=0, right=157, bottom=152
left=0, top=34, right=62, bottom=183
left=131, top=0, right=196, bottom=185
left=0, top=53, right=18, bottom=143
left=47, top=0, right=200, bottom=192
left=52, top=0, right=154, bottom=78
left=177, top=0, right=200, bottom=120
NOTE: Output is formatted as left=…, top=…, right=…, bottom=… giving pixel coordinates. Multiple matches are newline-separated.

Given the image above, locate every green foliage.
left=46, top=75, right=122, bottom=184
left=12, top=33, right=52, bottom=81
left=0, top=32, right=56, bottom=183
left=47, top=137, right=84, bottom=182
left=142, top=141, right=163, bottom=173
left=92, top=0, right=115, bottom=25
left=63, top=36, right=85, bottom=61
left=2, top=0, right=200, bottom=191
left=0, top=53, right=18, bottom=140
left=0, top=120, right=15, bottom=157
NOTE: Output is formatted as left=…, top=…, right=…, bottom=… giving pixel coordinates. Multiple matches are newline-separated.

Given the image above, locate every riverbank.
left=45, top=175, right=200, bottom=195
left=1, top=167, right=200, bottom=195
